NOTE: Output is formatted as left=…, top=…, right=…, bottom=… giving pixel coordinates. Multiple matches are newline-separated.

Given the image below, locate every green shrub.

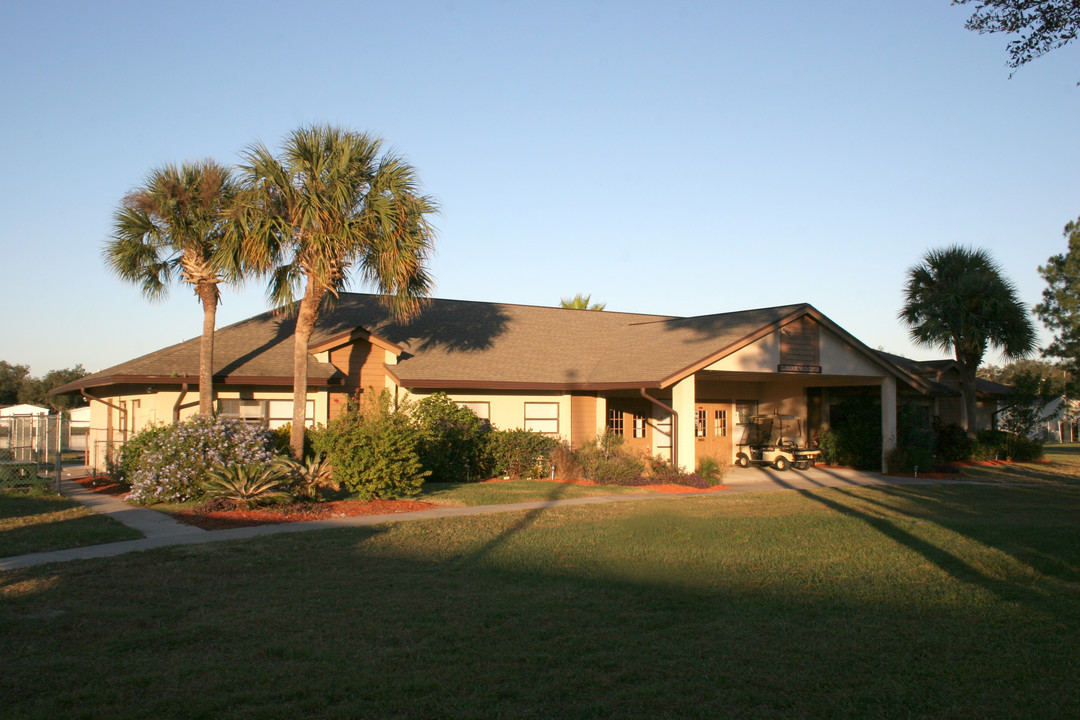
left=819, top=398, right=883, bottom=470
left=487, top=429, right=558, bottom=479
left=935, top=423, right=973, bottom=462
left=202, top=462, right=291, bottom=508
left=320, top=391, right=429, bottom=500
left=574, top=432, right=645, bottom=485
left=972, top=429, right=1044, bottom=462
left=110, top=422, right=169, bottom=486
left=413, top=393, right=492, bottom=482
left=696, top=455, right=727, bottom=485
left=127, top=417, right=274, bottom=504
left=270, top=422, right=322, bottom=460
left=643, top=455, right=717, bottom=489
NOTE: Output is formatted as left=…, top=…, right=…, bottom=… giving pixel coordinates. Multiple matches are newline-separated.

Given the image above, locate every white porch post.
left=881, top=376, right=897, bottom=473
left=595, top=395, right=607, bottom=439
left=672, top=375, right=696, bottom=472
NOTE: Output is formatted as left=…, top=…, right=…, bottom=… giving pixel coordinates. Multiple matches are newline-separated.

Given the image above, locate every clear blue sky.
left=2, top=0, right=1078, bottom=376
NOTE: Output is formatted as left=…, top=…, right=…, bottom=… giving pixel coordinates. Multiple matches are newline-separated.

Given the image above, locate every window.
left=632, top=413, right=647, bottom=439
left=607, top=408, right=624, bottom=436
left=695, top=409, right=707, bottom=437
left=456, top=401, right=490, bottom=421
left=119, top=401, right=127, bottom=434
left=220, top=399, right=315, bottom=428
left=714, top=410, right=727, bottom=437
left=524, top=402, right=559, bottom=434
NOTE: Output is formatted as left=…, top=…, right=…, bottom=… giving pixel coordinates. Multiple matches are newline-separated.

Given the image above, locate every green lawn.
left=958, top=442, right=1080, bottom=485
left=416, top=478, right=651, bottom=506
left=2, top=482, right=1078, bottom=718
left=0, top=489, right=142, bottom=558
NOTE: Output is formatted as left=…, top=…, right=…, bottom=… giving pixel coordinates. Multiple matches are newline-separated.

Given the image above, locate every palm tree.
left=899, top=245, right=1036, bottom=436
left=103, top=160, right=239, bottom=417
left=559, top=293, right=606, bottom=310
left=236, top=125, right=437, bottom=459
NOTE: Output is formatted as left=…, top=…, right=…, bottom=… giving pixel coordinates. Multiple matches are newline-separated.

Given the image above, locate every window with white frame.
left=219, top=399, right=315, bottom=428
left=524, top=402, right=559, bottom=435
left=456, top=401, right=490, bottom=421
left=607, top=408, right=624, bottom=436
left=632, top=412, right=647, bottom=439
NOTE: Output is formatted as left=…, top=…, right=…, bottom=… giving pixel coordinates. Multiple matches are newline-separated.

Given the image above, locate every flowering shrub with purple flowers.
left=127, top=416, right=275, bottom=505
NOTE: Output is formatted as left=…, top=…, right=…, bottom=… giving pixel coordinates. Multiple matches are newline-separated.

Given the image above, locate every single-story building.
left=54, top=294, right=996, bottom=473
left=1038, top=395, right=1079, bottom=443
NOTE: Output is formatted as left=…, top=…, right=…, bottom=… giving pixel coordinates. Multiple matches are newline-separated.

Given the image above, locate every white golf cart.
left=734, top=412, right=822, bottom=471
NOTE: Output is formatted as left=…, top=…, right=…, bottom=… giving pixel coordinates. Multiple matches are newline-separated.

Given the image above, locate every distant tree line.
left=0, top=361, right=88, bottom=411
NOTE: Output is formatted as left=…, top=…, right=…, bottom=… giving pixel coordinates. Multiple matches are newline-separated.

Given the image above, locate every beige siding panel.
left=330, top=341, right=388, bottom=395
left=571, top=394, right=598, bottom=448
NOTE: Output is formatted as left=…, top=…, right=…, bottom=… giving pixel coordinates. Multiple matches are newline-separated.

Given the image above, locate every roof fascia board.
left=385, top=367, right=662, bottom=392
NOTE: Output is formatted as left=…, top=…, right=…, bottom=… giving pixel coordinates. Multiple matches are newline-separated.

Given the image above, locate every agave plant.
left=275, top=454, right=339, bottom=501
left=203, top=462, right=291, bottom=508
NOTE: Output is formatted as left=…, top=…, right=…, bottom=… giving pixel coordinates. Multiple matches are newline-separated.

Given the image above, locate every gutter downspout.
left=173, top=383, right=189, bottom=424
left=640, top=388, right=678, bottom=469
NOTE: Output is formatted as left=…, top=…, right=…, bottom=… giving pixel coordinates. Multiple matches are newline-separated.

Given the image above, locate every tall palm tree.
left=236, top=125, right=437, bottom=459
left=104, top=160, right=239, bottom=417
left=899, top=245, right=1036, bottom=436
left=559, top=293, right=606, bottom=310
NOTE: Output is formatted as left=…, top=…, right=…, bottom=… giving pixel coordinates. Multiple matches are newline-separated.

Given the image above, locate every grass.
left=2, top=481, right=1079, bottom=718
left=0, top=488, right=142, bottom=558
left=957, top=442, right=1080, bottom=485
left=416, top=478, right=651, bottom=506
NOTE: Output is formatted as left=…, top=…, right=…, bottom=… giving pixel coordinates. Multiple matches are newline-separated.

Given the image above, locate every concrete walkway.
left=0, top=465, right=958, bottom=571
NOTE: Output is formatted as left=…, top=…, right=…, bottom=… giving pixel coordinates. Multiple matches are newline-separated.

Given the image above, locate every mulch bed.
left=73, top=476, right=130, bottom=497
left=173, top=499, right=438, bottom=531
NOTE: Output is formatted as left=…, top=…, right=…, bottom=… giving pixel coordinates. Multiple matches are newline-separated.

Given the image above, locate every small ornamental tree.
left=127, top=416, right=274, bottom=504
left=318, top=390, right=429, bottom=500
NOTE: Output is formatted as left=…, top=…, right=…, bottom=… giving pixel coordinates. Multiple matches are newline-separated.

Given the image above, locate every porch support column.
left=672, top=374, right=696, bottom=472
left=881, top=376, right=897, bottom=473
left=595, top=395, right=607, bottom=440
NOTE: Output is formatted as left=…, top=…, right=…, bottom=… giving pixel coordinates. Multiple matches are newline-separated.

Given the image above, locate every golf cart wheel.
left=773, top=456, right=789, bottom=471
left=735, top=453, right=750, bottom=469
left=794, top=462, right=809, bottom=471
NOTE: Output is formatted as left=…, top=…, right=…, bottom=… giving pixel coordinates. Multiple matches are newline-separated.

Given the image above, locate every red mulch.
left=173, top=499, right=438, bottom=531
left=73, top=476, right=130, bottom=497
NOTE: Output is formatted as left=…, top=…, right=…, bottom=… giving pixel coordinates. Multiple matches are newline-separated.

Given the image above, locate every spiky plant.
left=275, top=453, right=339, bottom=501
left=203, top=462, right=291, bottom=508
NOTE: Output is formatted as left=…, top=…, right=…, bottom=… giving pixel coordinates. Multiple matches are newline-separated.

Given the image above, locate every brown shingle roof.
left=54, top=294, right=916, bottom=394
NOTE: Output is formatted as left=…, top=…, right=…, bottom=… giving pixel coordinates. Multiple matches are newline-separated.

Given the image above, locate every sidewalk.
left=0, top=466, right=956, bottom=572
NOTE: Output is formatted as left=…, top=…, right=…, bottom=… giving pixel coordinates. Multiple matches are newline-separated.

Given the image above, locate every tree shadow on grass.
left=764, top=475, right=1080, bottom=617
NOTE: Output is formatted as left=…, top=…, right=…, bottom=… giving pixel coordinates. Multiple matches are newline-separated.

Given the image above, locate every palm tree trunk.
left=957, top=360, right=980, bottom=439
left=290, top=286, right=326, bottom=459
left=197, top=283, right=219, bottom=417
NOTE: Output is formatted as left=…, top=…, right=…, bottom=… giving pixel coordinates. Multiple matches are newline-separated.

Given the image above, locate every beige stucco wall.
left=403, top=390, right=575, bottom=443
left=707, top=326, right=886, bottom=378
left=83, top=388, right=328, bottom=472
